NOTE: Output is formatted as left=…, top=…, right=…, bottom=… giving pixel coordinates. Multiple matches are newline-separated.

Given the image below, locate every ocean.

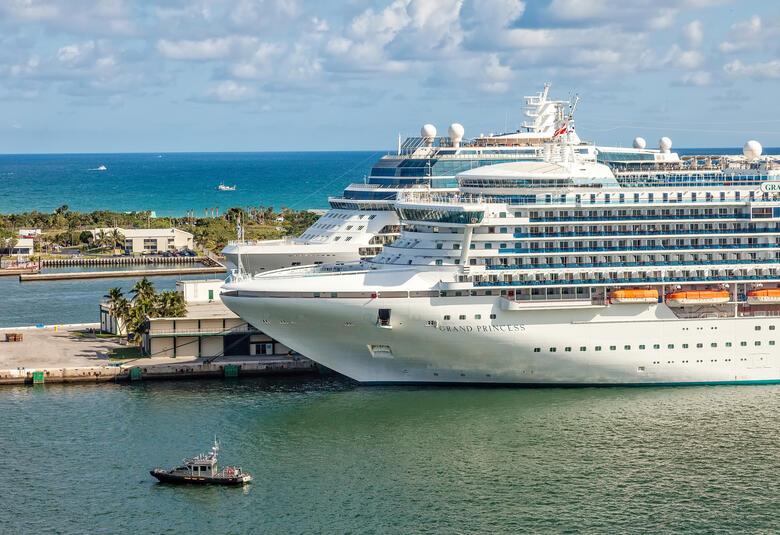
left=3, top=378, right=778, bottom=534
left=0, top=151, right=382, bottom=216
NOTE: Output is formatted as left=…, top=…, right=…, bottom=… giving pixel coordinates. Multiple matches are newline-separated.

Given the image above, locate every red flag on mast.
left=553, top=123, right=567, bottom=137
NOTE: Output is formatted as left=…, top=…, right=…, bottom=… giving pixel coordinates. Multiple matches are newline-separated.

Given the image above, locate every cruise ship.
left=222, top=125, right=780, bottom=385
left=223, top=85, right=603, bottom=273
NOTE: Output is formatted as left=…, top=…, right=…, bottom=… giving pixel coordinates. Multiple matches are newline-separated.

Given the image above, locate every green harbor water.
left=3, top=378, right=778, bottom=534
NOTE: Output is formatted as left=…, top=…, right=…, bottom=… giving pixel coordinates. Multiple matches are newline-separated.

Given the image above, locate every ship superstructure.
left=222, top=128, right=780, bottom=385
left=222, top=85, right=612, bottom=273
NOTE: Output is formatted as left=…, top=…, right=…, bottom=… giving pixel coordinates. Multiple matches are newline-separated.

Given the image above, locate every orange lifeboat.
left=665, top=290, right=729, bottom=307
left=747, top=289, right=780, bottom=305
left=610, top=289, right=658, bottom=304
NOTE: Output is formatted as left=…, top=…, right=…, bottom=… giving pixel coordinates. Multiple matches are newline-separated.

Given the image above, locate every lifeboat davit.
left=610, top=289, right=658, bottom=304
left=665, top=290, right=729, bottom=307
left=747, top=289, right=780, bottom=305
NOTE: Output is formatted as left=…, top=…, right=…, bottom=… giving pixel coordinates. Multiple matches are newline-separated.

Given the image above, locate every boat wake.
left=89, top=165, right=107, bottom=171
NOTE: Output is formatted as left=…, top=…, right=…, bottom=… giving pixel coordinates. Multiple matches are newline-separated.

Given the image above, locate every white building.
left=93, top=227, right=194, bottom=254
left=3, top=237, right=34, bottom=256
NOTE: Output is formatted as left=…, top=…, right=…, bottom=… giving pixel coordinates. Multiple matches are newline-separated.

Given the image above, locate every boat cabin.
left=179, top=455, right=217, bottom=477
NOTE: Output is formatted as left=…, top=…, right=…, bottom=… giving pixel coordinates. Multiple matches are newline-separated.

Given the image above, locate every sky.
left=1, top=0, right=779, bottom=153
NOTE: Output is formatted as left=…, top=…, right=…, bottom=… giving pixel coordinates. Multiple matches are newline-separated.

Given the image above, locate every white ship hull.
left=221, top=293, right=780, bottom=385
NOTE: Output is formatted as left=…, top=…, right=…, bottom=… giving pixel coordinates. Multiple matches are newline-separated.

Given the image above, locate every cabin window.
left=653, top=344, right=660, bottom=349
left=595, top=346, right=602, bottom=351
left=489, top=314, right=496, bottom=319
left=726, top=342, right=732, bottom=347
left=565, top=347, right=571, bottom=352
left=475, top=314, right=481, bottom=320
left=740, top=341, right=747, bottom=346
left=624, top=345, right=631, bottom=350
left=533, top=348, right=541, bottom=353
left=580, top=347, right=586, bottom=351
left=549, top=347, right=557, bottom=352
left=459, top=315, right=466, bottom=320
left=443, top=315, right=450, bottom=320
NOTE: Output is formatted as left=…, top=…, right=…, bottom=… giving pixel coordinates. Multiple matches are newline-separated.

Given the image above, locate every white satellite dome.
left=659, top=136, right=672, bottom=152
left=421, top=124, right=436, bottom=139
left=743, top=140, right=762, bottom=160
left=448, top=123, right=465, bottom=147
left=632, top=137, right=647, bottom=149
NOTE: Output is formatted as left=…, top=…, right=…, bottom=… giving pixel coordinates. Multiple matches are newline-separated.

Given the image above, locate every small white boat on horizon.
left=89, top=165, right=107, bottom=171
left=216, top=181, right=236, bottom=191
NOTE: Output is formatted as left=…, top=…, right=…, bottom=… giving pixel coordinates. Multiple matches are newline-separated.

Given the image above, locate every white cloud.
left=679, top=70, right=712, bottom=86
left=157, top=38, right=238, bottom=60
left=57, top=41, right=96, bottom=65
left=723, top=59, right=780, bottom=80
left=684, top=20, right=703, bottom=47
left=207, top=80, right=255, bottom=102
left=718, top=14, right=764, bottom=53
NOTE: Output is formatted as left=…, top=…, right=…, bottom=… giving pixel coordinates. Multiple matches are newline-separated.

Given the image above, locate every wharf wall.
left=0, top=359, right=317, bottom=385
left=20, top=265, right=226, bottom=281
left=42, top=256, right=221, bottom=267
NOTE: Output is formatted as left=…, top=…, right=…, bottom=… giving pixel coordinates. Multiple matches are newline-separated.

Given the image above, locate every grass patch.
left=108, top=346, right=144, bottom=360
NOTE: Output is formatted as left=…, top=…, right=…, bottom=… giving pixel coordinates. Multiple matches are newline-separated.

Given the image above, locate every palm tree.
left=155, top=290, right=187, bottom=318
left=110, top=229, right=125, bottom=253
left=130, top=277, right=156, bottom=309
left=104, top=287, right=130, bottom=334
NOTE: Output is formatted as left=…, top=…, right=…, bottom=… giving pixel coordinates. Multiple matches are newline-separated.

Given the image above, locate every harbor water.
left=0, top=267, right=213, bottom=327
left=3, top=378, right=778, bottom=534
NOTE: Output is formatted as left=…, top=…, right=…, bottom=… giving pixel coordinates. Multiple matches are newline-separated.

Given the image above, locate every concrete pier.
left=19, top=265, right=227, bottom=282
left=0, top=324, right=318, bottom=385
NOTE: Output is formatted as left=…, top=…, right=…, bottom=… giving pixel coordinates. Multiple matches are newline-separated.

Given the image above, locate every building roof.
left=94, top=227, right=193, bottom=239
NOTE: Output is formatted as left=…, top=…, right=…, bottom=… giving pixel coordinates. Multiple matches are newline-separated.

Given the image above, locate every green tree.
left=155, top=290, right=187, bottom=318
left=110, top=228, right=125, bottom=252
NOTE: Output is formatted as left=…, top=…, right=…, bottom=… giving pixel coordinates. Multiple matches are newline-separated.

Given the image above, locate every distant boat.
left=216, top=181, right=236, bottom=191
left=89, top=165, right=107, bottom=171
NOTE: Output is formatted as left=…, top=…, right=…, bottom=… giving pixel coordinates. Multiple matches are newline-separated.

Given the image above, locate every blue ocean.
left=0, top=151, right=382, bottom=216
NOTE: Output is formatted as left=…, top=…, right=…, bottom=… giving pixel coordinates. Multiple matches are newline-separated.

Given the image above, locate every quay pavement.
left=0, top=324, right=318, bottom=384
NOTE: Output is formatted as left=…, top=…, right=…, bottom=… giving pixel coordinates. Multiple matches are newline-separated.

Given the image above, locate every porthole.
left=668, top=344, right=674, bottom=349
left=549, top=347, right=557, bottom=352
left=443, top=315, right=450, bottom=320
left=489, top=314, right=496, bottom=319
left=755, top=326, right=761, bottom=331
left=653, top=344, right=660, bottom=349
left=770, top=325, right=776, bottom=331
left=696, top=343, right=703, bottom=348
left=755, top=341, right=761, bottom=346
left=579, top=346, right=586, bottom=351
left=639, top=345, right=646, bottom=350
left=459, top=315, right=466, bottom=320
left=710, top=343, right=717, bottom=348
left=474, top=314, right=481, bottom=320
left=770, top=341, right=776, bottom=346
left=726, top=342, right=732, bottom=347
left=624, top=345, right=631, bottom=350
left=565, top=347, right=572, bottom=352
left=610, top=345, right=616, bottom=351
left=682, top=344, right=689, bottom=349
left=595, top=346, right=602, bottom=351
left=740, top=341, right=747, bottom=346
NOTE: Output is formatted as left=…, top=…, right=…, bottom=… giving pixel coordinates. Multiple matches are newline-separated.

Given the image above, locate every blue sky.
left=1, top=0, right=779, bottom=153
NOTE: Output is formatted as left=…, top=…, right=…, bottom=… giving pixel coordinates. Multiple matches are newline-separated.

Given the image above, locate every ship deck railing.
left=530, top=213, right=752, bottom=223
left=485, top=258, right=777, bottom=270
left=473, top=274, right=776, bottom=287
left=497, top=243, right=778, bottom=254
left=513, top=228, right=779, bottom=238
